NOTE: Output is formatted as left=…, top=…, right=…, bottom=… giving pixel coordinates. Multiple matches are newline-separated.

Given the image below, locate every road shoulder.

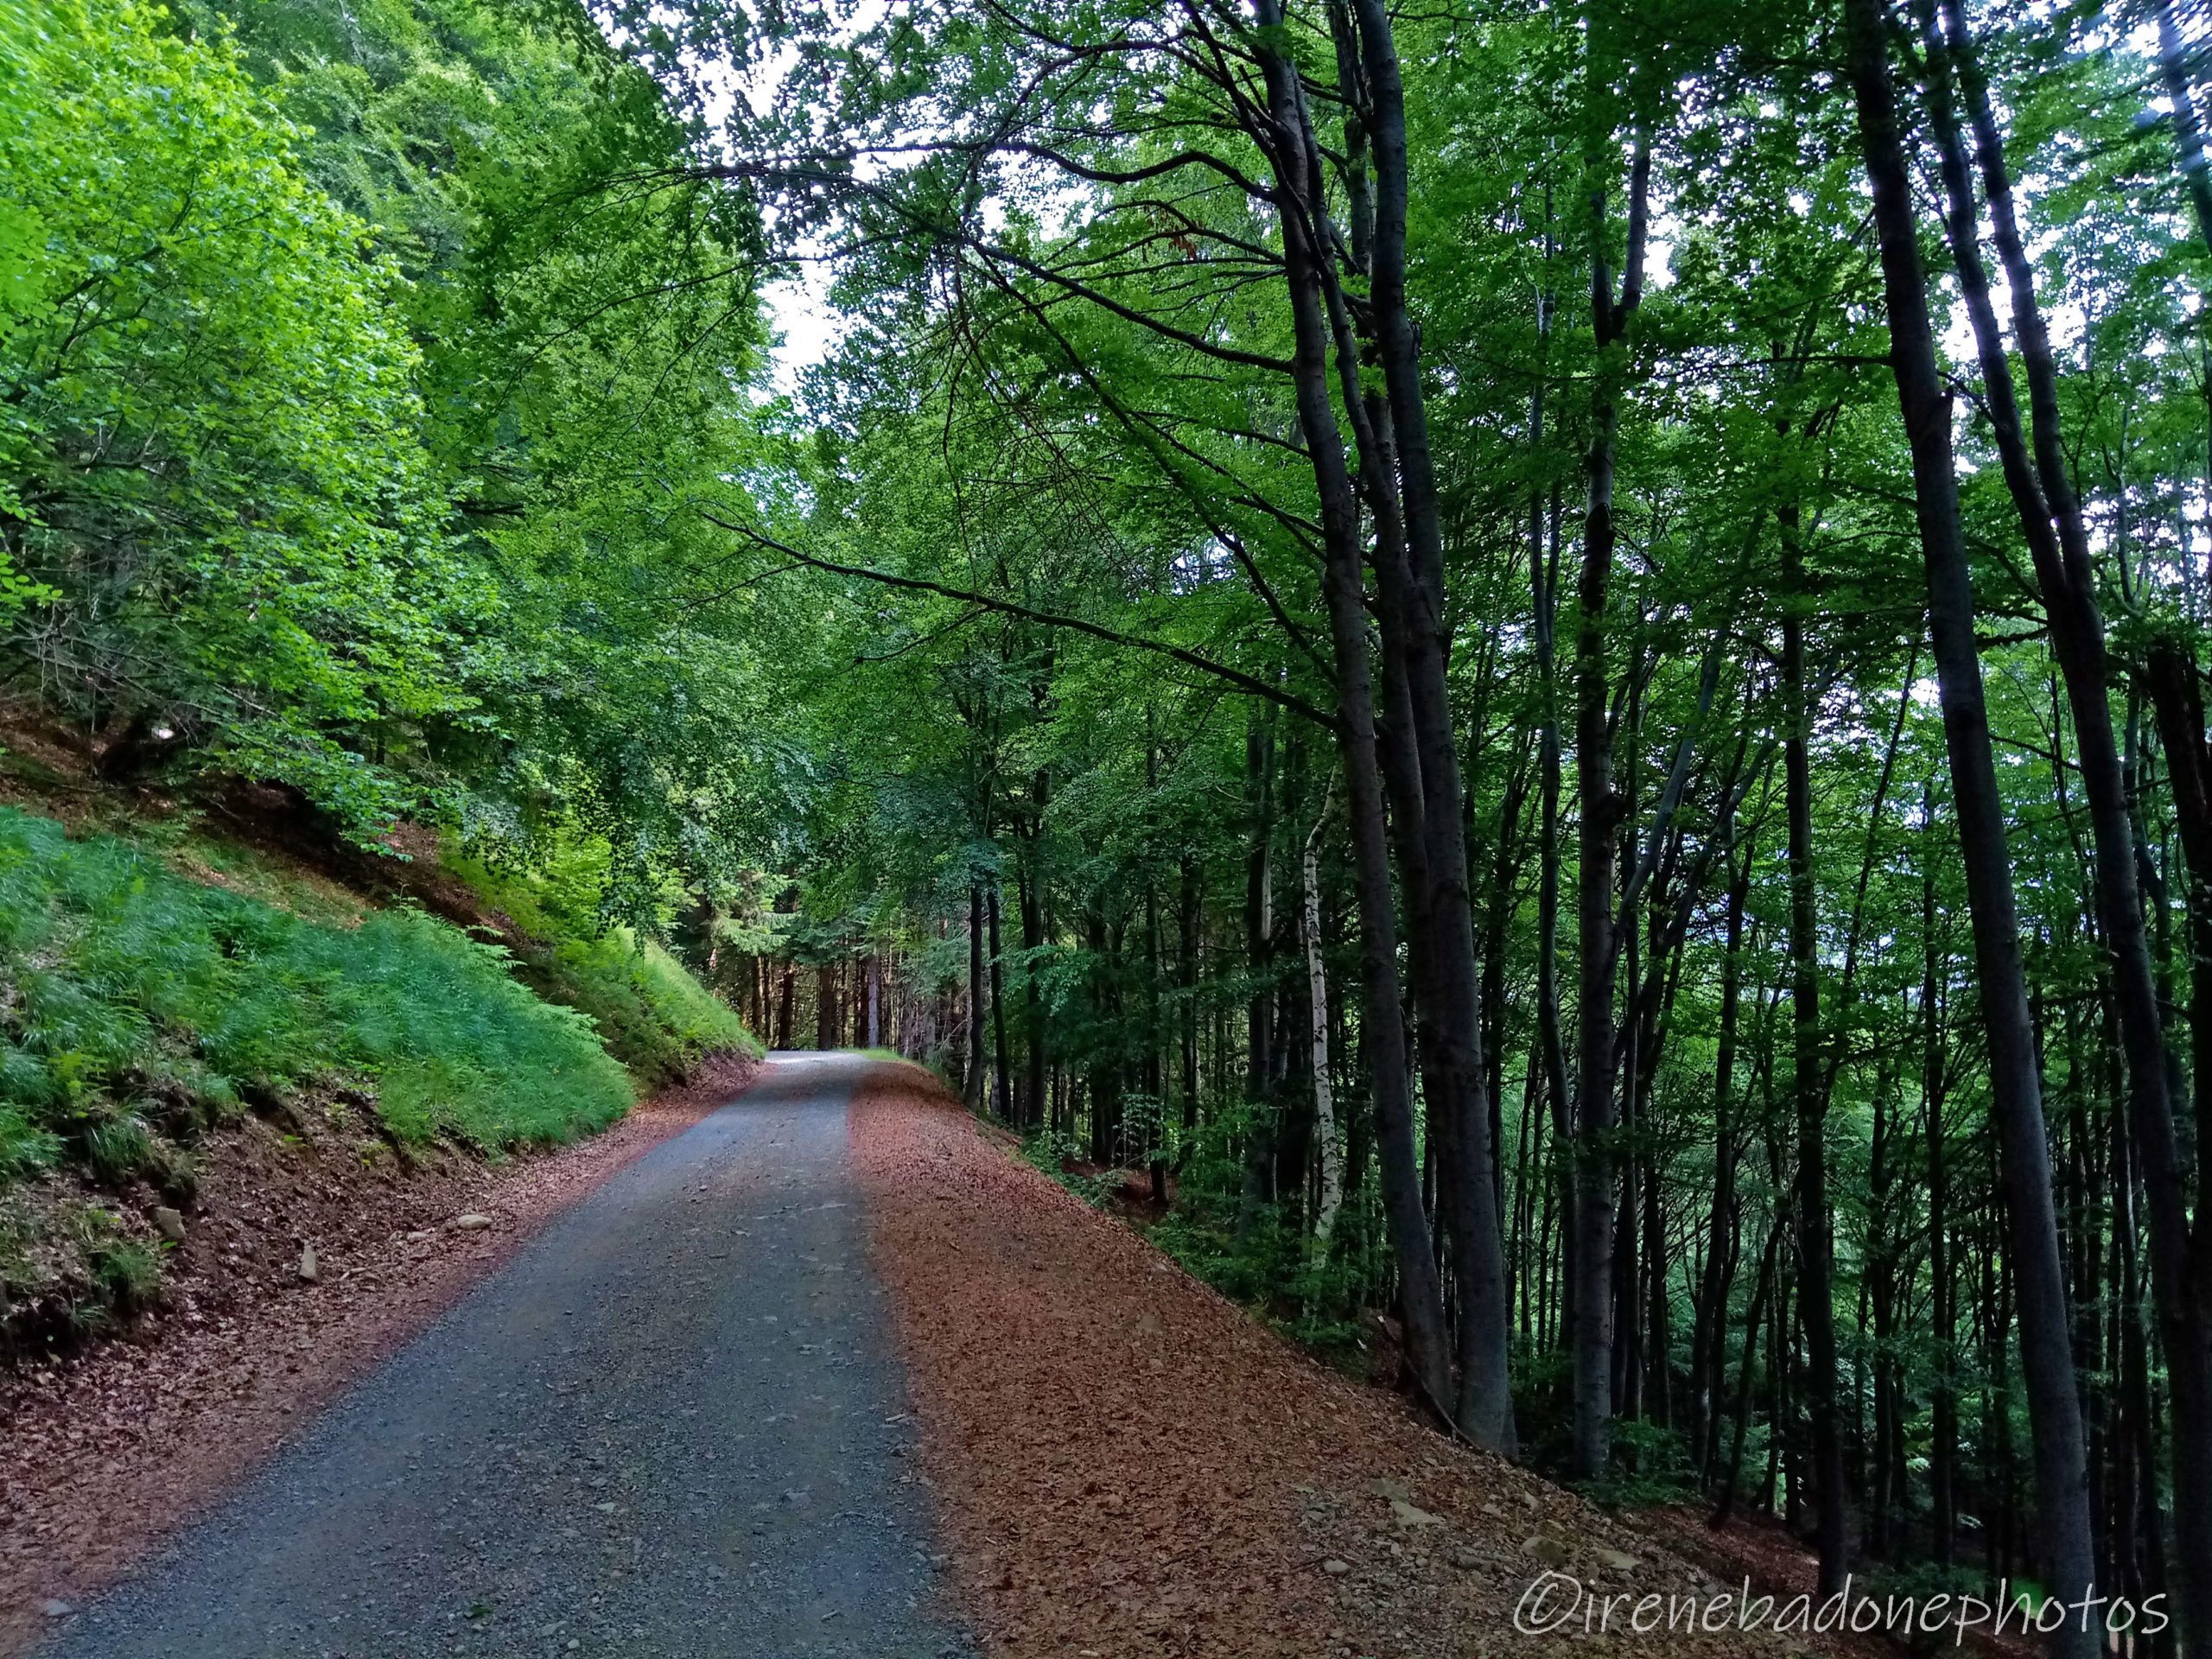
left=849, top=1065, right=1775, bottom=1659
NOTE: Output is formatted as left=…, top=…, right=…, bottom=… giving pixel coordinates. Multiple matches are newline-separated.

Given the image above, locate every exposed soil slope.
left=0, top=1052, right=755, bottom=1655
left=850, top=1066, right=1786, bottom=1659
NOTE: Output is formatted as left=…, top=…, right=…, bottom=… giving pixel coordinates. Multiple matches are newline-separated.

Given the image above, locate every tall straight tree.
left=1779, top=491, right=1849, bottom=1593
left=1915, top=6, right=2212, bottom=1640
left=1332, top=0, right=1515, bottom=1449
left=1840, top=1, right=2095, bottom=1648
left=1568, top=16, right=1653, bottom=1477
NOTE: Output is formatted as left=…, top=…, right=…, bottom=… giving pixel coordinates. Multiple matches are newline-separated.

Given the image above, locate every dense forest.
left=10, top=0, right=2212, bottom=1646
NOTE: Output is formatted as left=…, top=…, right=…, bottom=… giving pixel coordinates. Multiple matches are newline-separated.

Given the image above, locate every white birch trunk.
left=1303, top=782, right=1343, bottom=1245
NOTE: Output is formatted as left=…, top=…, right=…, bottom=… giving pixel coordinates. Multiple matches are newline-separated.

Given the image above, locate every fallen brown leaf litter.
left=0, top=1051, right=756, bottom=1656
left=3, top=1054, right=1831, bottom=1659
left=850, top=1065, right=1808, bottom=1659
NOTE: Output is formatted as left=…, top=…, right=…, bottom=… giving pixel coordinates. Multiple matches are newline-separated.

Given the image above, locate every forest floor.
left=0, top=1052, right=757, bottom=1656
left=10, top=1053, right=1821, bottom=1658
left=851, top=1066, right=1797, bottom=1659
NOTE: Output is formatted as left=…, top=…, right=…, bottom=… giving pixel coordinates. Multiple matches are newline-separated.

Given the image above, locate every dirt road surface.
left=38, top=1055, right=969, bottom=1659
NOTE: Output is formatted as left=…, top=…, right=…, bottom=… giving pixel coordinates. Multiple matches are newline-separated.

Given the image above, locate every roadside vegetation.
left=0, top=798, right=754, bottom=1345
left=450, top=853, right=753, bottom=1090
left=13, top=0, right=2212, bottom=1638
left=0, top=0, right=772, bottom=1350
left=0, top=807, right=631, bottom=1166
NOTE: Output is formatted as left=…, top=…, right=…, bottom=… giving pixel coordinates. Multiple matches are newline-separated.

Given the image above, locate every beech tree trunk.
left=1780, top=503, right=1849, bottom=1592
left=1568, top=93, right=1651, bottom=1481
left=966, top=882, right=986, bottom=1109
left=1248, top=0, right=1452, bottom=1411
left=1841, top=6, right=2095, bottom=1649
left=1345, top=0, right=1514, bottom=1453
left=1919, top=7, right=2207, bottom=1636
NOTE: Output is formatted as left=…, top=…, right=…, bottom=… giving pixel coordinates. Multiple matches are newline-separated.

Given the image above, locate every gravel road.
left=40, top=1054, right=970, bottom=1659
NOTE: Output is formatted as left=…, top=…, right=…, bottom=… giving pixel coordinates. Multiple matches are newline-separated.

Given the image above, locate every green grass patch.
left=444, top=849, right=756, bottom=1090
left=537, top=932, right=753, bottom=1089
left=0, top=805, right=634, bottom=1158
left=0, top=1103, right=60, bottom=1179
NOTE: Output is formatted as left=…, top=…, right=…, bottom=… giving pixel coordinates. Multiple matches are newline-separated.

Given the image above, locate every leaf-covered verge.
left=0, top=803, right=754, bottom=1350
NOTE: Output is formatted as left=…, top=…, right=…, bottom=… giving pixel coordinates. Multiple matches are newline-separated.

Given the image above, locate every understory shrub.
left=0, top=806, right=633, bottom=1160
left=445, top=849, right=755, bottom=1089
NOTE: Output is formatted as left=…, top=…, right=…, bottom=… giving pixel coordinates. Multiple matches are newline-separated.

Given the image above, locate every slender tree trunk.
left=1305, top=779, right=1344, bottom=1246
left=1021, top=844, right=1046, bottom=1131
left=1568, top=102, right=1652, bottom=1481
left=1842, top=8, right=2095, bottom=1649
left=1695, top=838, right=1752, bottom=1482
left=1530, top=341, right=1573, bottom=1374
left=1179, top=853, right=1199, bottom=1134
left=989, top=886, right=1012, bottom=1120
left=1712, top=1224, right=1777, bottom=1531
left=1781, top=499, right=1850, bottom=1593
left=1925, top=791, right=1959, bottom=1567
left=2157, top=0, right=2212, bottom=256
left=966, top=882, right=987, bottom=1109
left=2148, top=642, right=2212, bottom=1655
left=1236, top=711, right=1276, bottom=1241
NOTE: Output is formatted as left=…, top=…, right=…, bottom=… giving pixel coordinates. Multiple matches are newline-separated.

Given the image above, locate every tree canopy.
left=12, top=0, right=2212, bottom=1641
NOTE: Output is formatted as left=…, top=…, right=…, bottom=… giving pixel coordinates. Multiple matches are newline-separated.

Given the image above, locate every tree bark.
left=1841, top=7, right=2095, bottom=1649
left=1920, top=8, right=2206, bottom=1635
left=988, top=885, right=1012, bottom=1119
left=1780, top=500, right=1849, bottom=1593
left=1924, top=786, right=1959, bottom=1567
left=1568, top=97, right=1652, bottom=1481
left=1304, top=779, right=1344, bottom=1246
left=966, top=882, right=987, bottom=1108
left=1694, top=838, right=1751, bottom=1484
left=1344, top=0, right=1515, bottom=1452
left=2157, top=0, right=2212, bottom=256
left=1247, top=0, right=1452, bottom=1411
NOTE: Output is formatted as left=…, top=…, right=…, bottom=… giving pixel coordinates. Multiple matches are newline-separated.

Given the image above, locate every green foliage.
left=80, top=1112, right=156, bottom=1187
left=1145, top=1205, right=1370, bottom=1368
left=0, top=806, right=633, bottom=1157
left=1020, top=1127, right=1110, bottom=1205
left=1025, top=1103, right=1373, bottom=1370
left=0, top=1105, right=58, bottom=1180
left=0, top=1, right=474, bottom=826
left=10, top=0, right=2211, bottom=1566
left=89, top=1232, right=163, bottom=1317
left=535, top=933, right=752, bottom=1089
left=0, top=0, right=784, bottom=900
left=1575, top=1418, right=1698, bottom=1509
left=443, top=845, right=757, bottom=1087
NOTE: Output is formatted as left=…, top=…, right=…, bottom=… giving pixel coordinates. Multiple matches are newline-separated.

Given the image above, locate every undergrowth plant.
left=1020, top=1104, right=1373, bottom=1372
left=445, top=848, right=753, bottom=1088
left=0, top=806, right=635, bottom=1162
